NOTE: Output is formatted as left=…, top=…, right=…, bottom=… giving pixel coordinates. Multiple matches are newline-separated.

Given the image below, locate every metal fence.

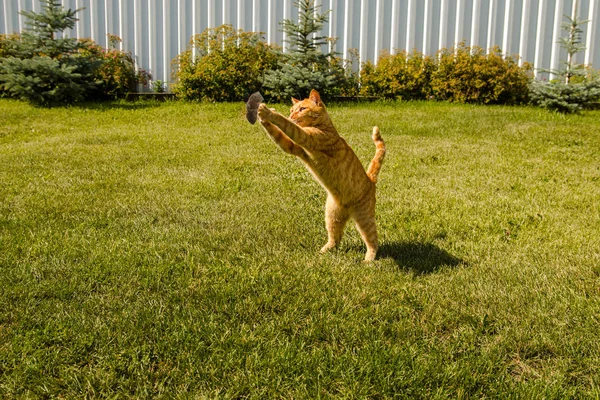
left=2, top=0, right=599, bottom=86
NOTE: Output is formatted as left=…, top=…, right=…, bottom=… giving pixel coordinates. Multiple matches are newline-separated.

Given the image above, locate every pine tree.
left=0, top=0, right=101, bottom=106
left=530, top=3, right=600, bottom=113
left=263, top=0, right=342, bottom=101
left=558, top=11, right=587, bottom=84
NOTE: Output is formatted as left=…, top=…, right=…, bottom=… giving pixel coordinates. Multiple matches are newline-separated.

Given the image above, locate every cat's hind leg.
left=353, top=202, right=379, bottom=262
left=320, top=195, right=350, bottom=254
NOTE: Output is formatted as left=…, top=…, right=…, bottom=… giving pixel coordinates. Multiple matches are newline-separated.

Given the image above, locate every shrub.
left=529, top=13, right=600, bottom=113
left=360, top=50, right=435, bottom=100
left=329, top=49, right=361, bottom=98
left=0, top=33, right=21, bottom=58
left=357, top=44, right=531, bottom=105
left=172, top=25, right=279, bottom=102
left=0, top=56, right=98, bottom=105
left=80, top=35, right=151, bottom=99
left=0, top=0, right=101, bottom=106
left=0, top=33, right=21, bottom=97
left=529, top=75, right=600, bottom=113
left=430, top=44, right=532, bottom=105
left=151, top=80, right=165, bottom=93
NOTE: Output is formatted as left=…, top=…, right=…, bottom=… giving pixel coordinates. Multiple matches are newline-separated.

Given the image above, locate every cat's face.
left=289, top=89, right=327, bottom=127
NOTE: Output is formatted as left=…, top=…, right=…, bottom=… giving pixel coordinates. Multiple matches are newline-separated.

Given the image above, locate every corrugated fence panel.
left=1, top=0, right=599, bottom=85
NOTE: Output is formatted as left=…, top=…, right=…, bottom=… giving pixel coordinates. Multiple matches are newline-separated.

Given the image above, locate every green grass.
left=1, top=98, right=599, bottom=398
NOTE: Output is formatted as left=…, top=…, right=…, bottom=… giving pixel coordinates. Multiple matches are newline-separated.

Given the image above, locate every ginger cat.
left=257, top=89, right=385, bottom=261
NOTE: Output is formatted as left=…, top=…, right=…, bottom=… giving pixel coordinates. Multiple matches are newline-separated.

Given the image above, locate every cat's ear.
left=309, top=89, right=323, bottom=106
left=291, top=97, right=300, bottom=104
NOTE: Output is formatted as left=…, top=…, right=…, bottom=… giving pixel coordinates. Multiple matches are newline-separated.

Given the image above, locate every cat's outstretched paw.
left=257, top=103, right=272, bottom=122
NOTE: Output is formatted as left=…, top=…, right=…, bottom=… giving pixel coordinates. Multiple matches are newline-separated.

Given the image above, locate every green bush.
left=0, top=0, right=101, bottom=106
left=329, top=50, right=361, bottom=98
left=172, top=25, right=279, bottom=102
left=529, top=77, right=600, bottom=113
left=358, top=44, right=531, bottom=105
left=80, top=35, right=151, bottom=99
left=1, top=27, right=148, bottom=102
left=0, top=55, right=98, bottom=105
left=431, top=44, right=532, bottom=105
left=0, top=33, right=20, bottom=97
left=360, top=50, right=435, bottom=100
left=529, top=14, right=600, bottom=113
left=0, top=33, right=20, bottom=58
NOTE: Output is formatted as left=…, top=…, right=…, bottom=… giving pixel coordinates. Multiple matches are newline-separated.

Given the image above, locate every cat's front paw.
left=257, top=103, right=272, bottom=122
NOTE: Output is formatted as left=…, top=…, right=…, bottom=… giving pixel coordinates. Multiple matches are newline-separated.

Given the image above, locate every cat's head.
left=289, top=89, right=329, bottom=127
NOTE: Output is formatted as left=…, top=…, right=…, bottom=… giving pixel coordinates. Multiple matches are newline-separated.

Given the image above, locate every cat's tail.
left=367, top=126, right=386, bottom=184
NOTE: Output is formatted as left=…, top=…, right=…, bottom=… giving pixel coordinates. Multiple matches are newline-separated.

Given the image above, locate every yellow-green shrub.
left=172, top=25, right=280, bottom=102
left=360, top=44, right=532, bottom=105
left=360, top=50, right=435, bottom=100
left=431, top=44, right=532, bottom=105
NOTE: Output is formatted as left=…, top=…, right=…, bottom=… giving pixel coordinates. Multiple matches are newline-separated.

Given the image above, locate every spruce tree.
left=0, top=0, right=101, bottom=106
left=263, top=0, right=342, bottom=101
left=530, top=6, right=600, bottom=113
left=558, top=11, right=587, bottom=84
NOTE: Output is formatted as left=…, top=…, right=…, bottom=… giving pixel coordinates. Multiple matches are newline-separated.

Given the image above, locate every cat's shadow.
left=378, top=241, right=464, bottom=275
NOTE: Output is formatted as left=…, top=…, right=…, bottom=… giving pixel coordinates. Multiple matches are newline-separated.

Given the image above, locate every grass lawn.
left=1, top=98, right=599, bottom=398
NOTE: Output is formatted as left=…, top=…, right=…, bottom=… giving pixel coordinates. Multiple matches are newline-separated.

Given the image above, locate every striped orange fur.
left=258, top=89, right=385, bottom=261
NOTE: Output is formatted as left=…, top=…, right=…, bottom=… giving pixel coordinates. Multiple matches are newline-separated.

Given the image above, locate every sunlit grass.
left=1, top=99, right=599, bottom=398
